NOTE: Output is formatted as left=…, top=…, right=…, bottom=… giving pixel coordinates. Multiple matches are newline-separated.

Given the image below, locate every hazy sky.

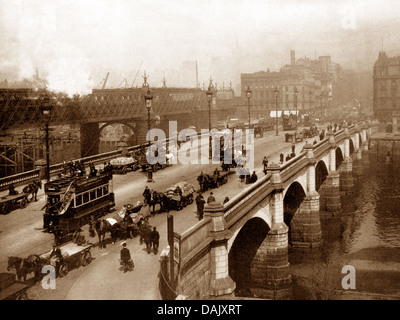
left=1, top=0, right=400, bottom=95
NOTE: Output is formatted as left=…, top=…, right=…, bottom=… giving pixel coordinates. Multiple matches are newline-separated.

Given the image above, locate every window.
left=103, top=185, right=109, bottom=195
left=83, top=192, right=89, bottom=204
left=75, top=195, right=82, bottom=206
left=97, top=187, right=103, bottom=197
left=90, top=190, right=96, bottom=201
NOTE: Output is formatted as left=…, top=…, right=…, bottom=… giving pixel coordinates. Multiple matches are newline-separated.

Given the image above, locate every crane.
left=131, top=60, right=143, bottom=88
left=101, top=72, right=110, bottom=90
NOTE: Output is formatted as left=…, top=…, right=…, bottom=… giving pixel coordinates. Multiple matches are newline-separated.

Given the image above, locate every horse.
left=23, top=180, right=42, bottom=202
left=7, top=254, right=43, bottom=282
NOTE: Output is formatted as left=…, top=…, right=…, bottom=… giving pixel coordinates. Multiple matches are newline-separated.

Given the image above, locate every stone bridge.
left=160, top=122, right=372, bottom=300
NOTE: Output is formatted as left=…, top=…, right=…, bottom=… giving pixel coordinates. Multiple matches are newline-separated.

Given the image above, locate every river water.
left=289, top=146, right=400, bottom=300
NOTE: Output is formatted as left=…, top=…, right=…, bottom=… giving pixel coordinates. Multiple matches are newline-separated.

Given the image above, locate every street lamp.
left=246, top=86, right=252, bottom=128
left=320, top=93, right=324, bottom=121
left=274, top=86, right=279, bottom=136
left=294, top=86, right=298, bottom=129
left=206, top=85, right=213, bottom=159
left=308, top=89, right=312, bottom=123
left=41, top=95, right=52, bottom=182
left=144, top=89, right=153, bottom=136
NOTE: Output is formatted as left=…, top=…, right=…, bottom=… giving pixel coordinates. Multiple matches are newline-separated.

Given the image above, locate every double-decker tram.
left=43, top=171, right=115, bottom=234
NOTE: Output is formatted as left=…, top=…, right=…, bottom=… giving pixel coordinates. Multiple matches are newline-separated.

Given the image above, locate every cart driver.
left=49, top=243, right=63, bottom=267
left=8, top=183, right=18, bottom=196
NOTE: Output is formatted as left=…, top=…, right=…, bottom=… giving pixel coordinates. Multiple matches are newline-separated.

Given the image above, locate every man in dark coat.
left=120, top=242, right=133, bottom=272
left=143, top=186, right=151, bottom=205
left=262, top=156, right=268, bottom=175
left=250, top=171, right=258, bottom=183
left=195, top=192, right=206, bottom=220
left=151, top=227, right=160, bottom=254
left=207, top=192, right=216, bottom=204
left=143, top=226, right=152, bottom=254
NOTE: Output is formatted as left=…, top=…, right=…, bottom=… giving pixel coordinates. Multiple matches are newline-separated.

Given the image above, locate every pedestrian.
left=280, top=153, right=284, bottom=164
left=286, top=154, right=291, bottom=162
left=151, top=227, right=160, bottom=254
left=95, top=218, right=103, bottom=249
left=195, top=192, right=206, bottom=220
left=143, top=186, right=151, bottom=205
left=143, top=226, right=152, bottom=254
left=291, top=142, right=296, bottom=154
left=250, top=171, right=258, bottom=183
left=120, top=242, right=133, bottom=272
left=207, top=192, right=216, bottom=204
left=262, top=156, right=268, bottom=175
left=197, top=172, right=205, bottom=192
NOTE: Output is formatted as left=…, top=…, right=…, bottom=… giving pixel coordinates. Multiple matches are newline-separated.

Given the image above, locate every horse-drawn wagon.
left=164, top=181, right=195, bottom=211
left=110, top=156, right=138, bottom=174
left=0, top=273, right=31, bottom=300
left=0, top=193, right=29, bottom=214
left=39, top=242, right=93, bottom=278
left=198, top=169, right=229, bottom=192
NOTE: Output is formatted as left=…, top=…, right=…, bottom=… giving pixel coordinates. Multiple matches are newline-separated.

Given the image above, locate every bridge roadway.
left=0, top=126, right=322, bottom=300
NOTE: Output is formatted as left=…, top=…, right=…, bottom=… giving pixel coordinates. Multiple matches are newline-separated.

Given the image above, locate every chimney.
left=290, top=50, right=295, bottom=67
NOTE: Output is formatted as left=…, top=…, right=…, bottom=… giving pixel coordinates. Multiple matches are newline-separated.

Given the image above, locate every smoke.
left=0, top=0, right=94, bottom=96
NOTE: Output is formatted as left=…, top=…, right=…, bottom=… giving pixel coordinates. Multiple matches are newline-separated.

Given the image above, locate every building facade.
left=241, top=50, right=341, bottom=121
left=373, top=51, right=400, bottom=123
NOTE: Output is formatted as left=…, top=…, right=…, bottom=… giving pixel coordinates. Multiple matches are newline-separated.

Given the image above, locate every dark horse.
left=7, top=254, right=43, bottom=282
left=23, top=180, right=42, bottom=202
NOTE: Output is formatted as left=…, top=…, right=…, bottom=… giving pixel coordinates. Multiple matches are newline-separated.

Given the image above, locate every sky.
left=1, top=0, right=400, bottom=96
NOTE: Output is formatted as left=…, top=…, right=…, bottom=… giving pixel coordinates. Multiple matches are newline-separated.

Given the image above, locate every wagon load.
left=110, top=157, right=136, bottom=166
left=110, top=157, right=137, bottom=174
left=164, top=181, right=195, bottom=210
left=117, top=201, right=143, bottom=220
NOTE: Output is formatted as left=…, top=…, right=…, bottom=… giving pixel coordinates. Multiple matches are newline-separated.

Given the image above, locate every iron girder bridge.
left=0, top=88, right=209, bottom=132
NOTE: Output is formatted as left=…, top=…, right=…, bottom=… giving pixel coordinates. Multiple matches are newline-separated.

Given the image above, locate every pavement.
left=0, top=125, right=322, bottom=300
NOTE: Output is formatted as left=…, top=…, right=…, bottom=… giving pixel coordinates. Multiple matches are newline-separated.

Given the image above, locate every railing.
left=0, top=131, right=205, bottom=192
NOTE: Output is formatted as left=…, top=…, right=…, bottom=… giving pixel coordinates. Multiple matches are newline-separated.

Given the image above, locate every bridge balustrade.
left=0, top=132, right=204, bottom=191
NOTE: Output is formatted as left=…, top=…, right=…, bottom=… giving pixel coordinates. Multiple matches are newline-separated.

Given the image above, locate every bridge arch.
left=349, top=137, right=355, bottom=155
left=228, top=217, right=270, bottom=294
left=335, top=147, right=344, bottom=169
left=284, top=181, right=307, bottom=244
left=98, top=122, right=136, bottom=151
left=315, top=160, right=329, bottom=191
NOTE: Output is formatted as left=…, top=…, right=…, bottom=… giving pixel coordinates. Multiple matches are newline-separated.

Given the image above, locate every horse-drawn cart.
left=198, top=169, right=229, bottom=191
left=110, top=156, right=138, bottom=174
left=0, top=193, right=29, bottom=215
left=0, top=273, right=31, bottom=300
left=164, top=181, right=195, bottom=211
left=39, top=242, right=93, bottom=278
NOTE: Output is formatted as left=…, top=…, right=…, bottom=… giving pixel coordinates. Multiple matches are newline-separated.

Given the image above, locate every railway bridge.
left=160, top=122, right=372, bottom=300
left=0, top=86, right=222, bottom=158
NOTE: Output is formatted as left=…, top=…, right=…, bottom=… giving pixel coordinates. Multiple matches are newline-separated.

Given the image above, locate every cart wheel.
left=3, top=202, right=11, bottom=214
left=16, top=291, right=28, bottom=300
left=58, top=263, right=69, bottom=278
left=20, top=198, right=27, bottom=209
left=81, top=251, right=92, bottom=266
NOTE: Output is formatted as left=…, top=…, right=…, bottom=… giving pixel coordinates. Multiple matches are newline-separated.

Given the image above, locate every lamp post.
left=144, top=89, right=153, bottom=136
left=308, top=89, right=312, bottom=122
left=320, top=93, right=323, bottom=121
left=294, top=86, right=298, bottom=129
left=246, top=86, right=252, bottom=128
left=274, top=86, right=279, bottom=136
left=206, top=85, right=213, bottom=159
left=144, top=88, right=154, bottom=182
left=41, top=95, right=52, bottom=182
